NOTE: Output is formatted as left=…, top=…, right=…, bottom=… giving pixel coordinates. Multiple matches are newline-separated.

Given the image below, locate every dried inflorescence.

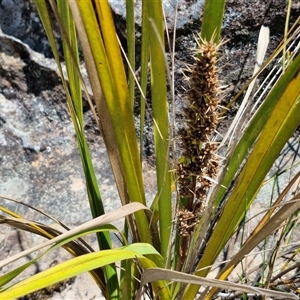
left=177, top=39, right=221, bottom=236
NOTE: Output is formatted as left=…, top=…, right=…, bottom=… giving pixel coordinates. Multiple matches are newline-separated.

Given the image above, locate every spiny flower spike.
left=176, top=37, right=222, bottom=238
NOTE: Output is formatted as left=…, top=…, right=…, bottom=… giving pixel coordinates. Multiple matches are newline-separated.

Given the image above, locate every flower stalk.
left=176, top=39, right=221, bottom=269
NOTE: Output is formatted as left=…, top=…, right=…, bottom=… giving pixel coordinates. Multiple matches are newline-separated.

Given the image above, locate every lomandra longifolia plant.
left=1, top=0, right=300, bottom=299
left=176, top=39, right=221, bottom=269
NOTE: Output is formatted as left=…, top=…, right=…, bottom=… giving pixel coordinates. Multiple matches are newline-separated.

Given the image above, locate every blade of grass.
left=0, top=214, right=93, bottom=256
left=0, top=222, right=119, bottom=295
left=126, top=0, right=135, bottom=108
left=0, top=203, right=148, bottom=270
left=139, top=0, right=149, bottom=163
left=0, top=244, right=163, bottom=299
left=147, top=0, right=172, bottom=263
left=57, top=0, right=83, bottom=126
left=0, top=203, right=145, bottom=295
left=0, top=196, right=98, bottom=257
left=136, top=268, right=298, bottom=300
left=200, top=0, right=225, bottom=44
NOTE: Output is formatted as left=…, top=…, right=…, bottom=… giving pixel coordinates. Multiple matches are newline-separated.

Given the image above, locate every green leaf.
left=0, top=244, right=161, bottom=299
left=126, top=0, right=136, bottom=109
left=200, top=0, right=226, bottom=44
left=139, top=0, right=149, bottom=162
left=57, top=0, right=83, bottom=126
left=147, top=0, right=172, bottom=263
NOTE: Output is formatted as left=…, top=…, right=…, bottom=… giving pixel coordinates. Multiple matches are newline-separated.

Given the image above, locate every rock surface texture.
left=0, top=0, right=299, bottom=299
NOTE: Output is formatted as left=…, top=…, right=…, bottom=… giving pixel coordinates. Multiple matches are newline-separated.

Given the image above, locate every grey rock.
left=0, top=0, right=57, bottom=57
left=109, top=0, right=204, bottom=29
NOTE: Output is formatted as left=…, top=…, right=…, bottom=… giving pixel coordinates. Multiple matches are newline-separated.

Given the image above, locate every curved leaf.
left=0, top=203, right=148, bottom=270
left=0, top=244, right=162, bottom=299
left=136, top=268, right=298, bottom=300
